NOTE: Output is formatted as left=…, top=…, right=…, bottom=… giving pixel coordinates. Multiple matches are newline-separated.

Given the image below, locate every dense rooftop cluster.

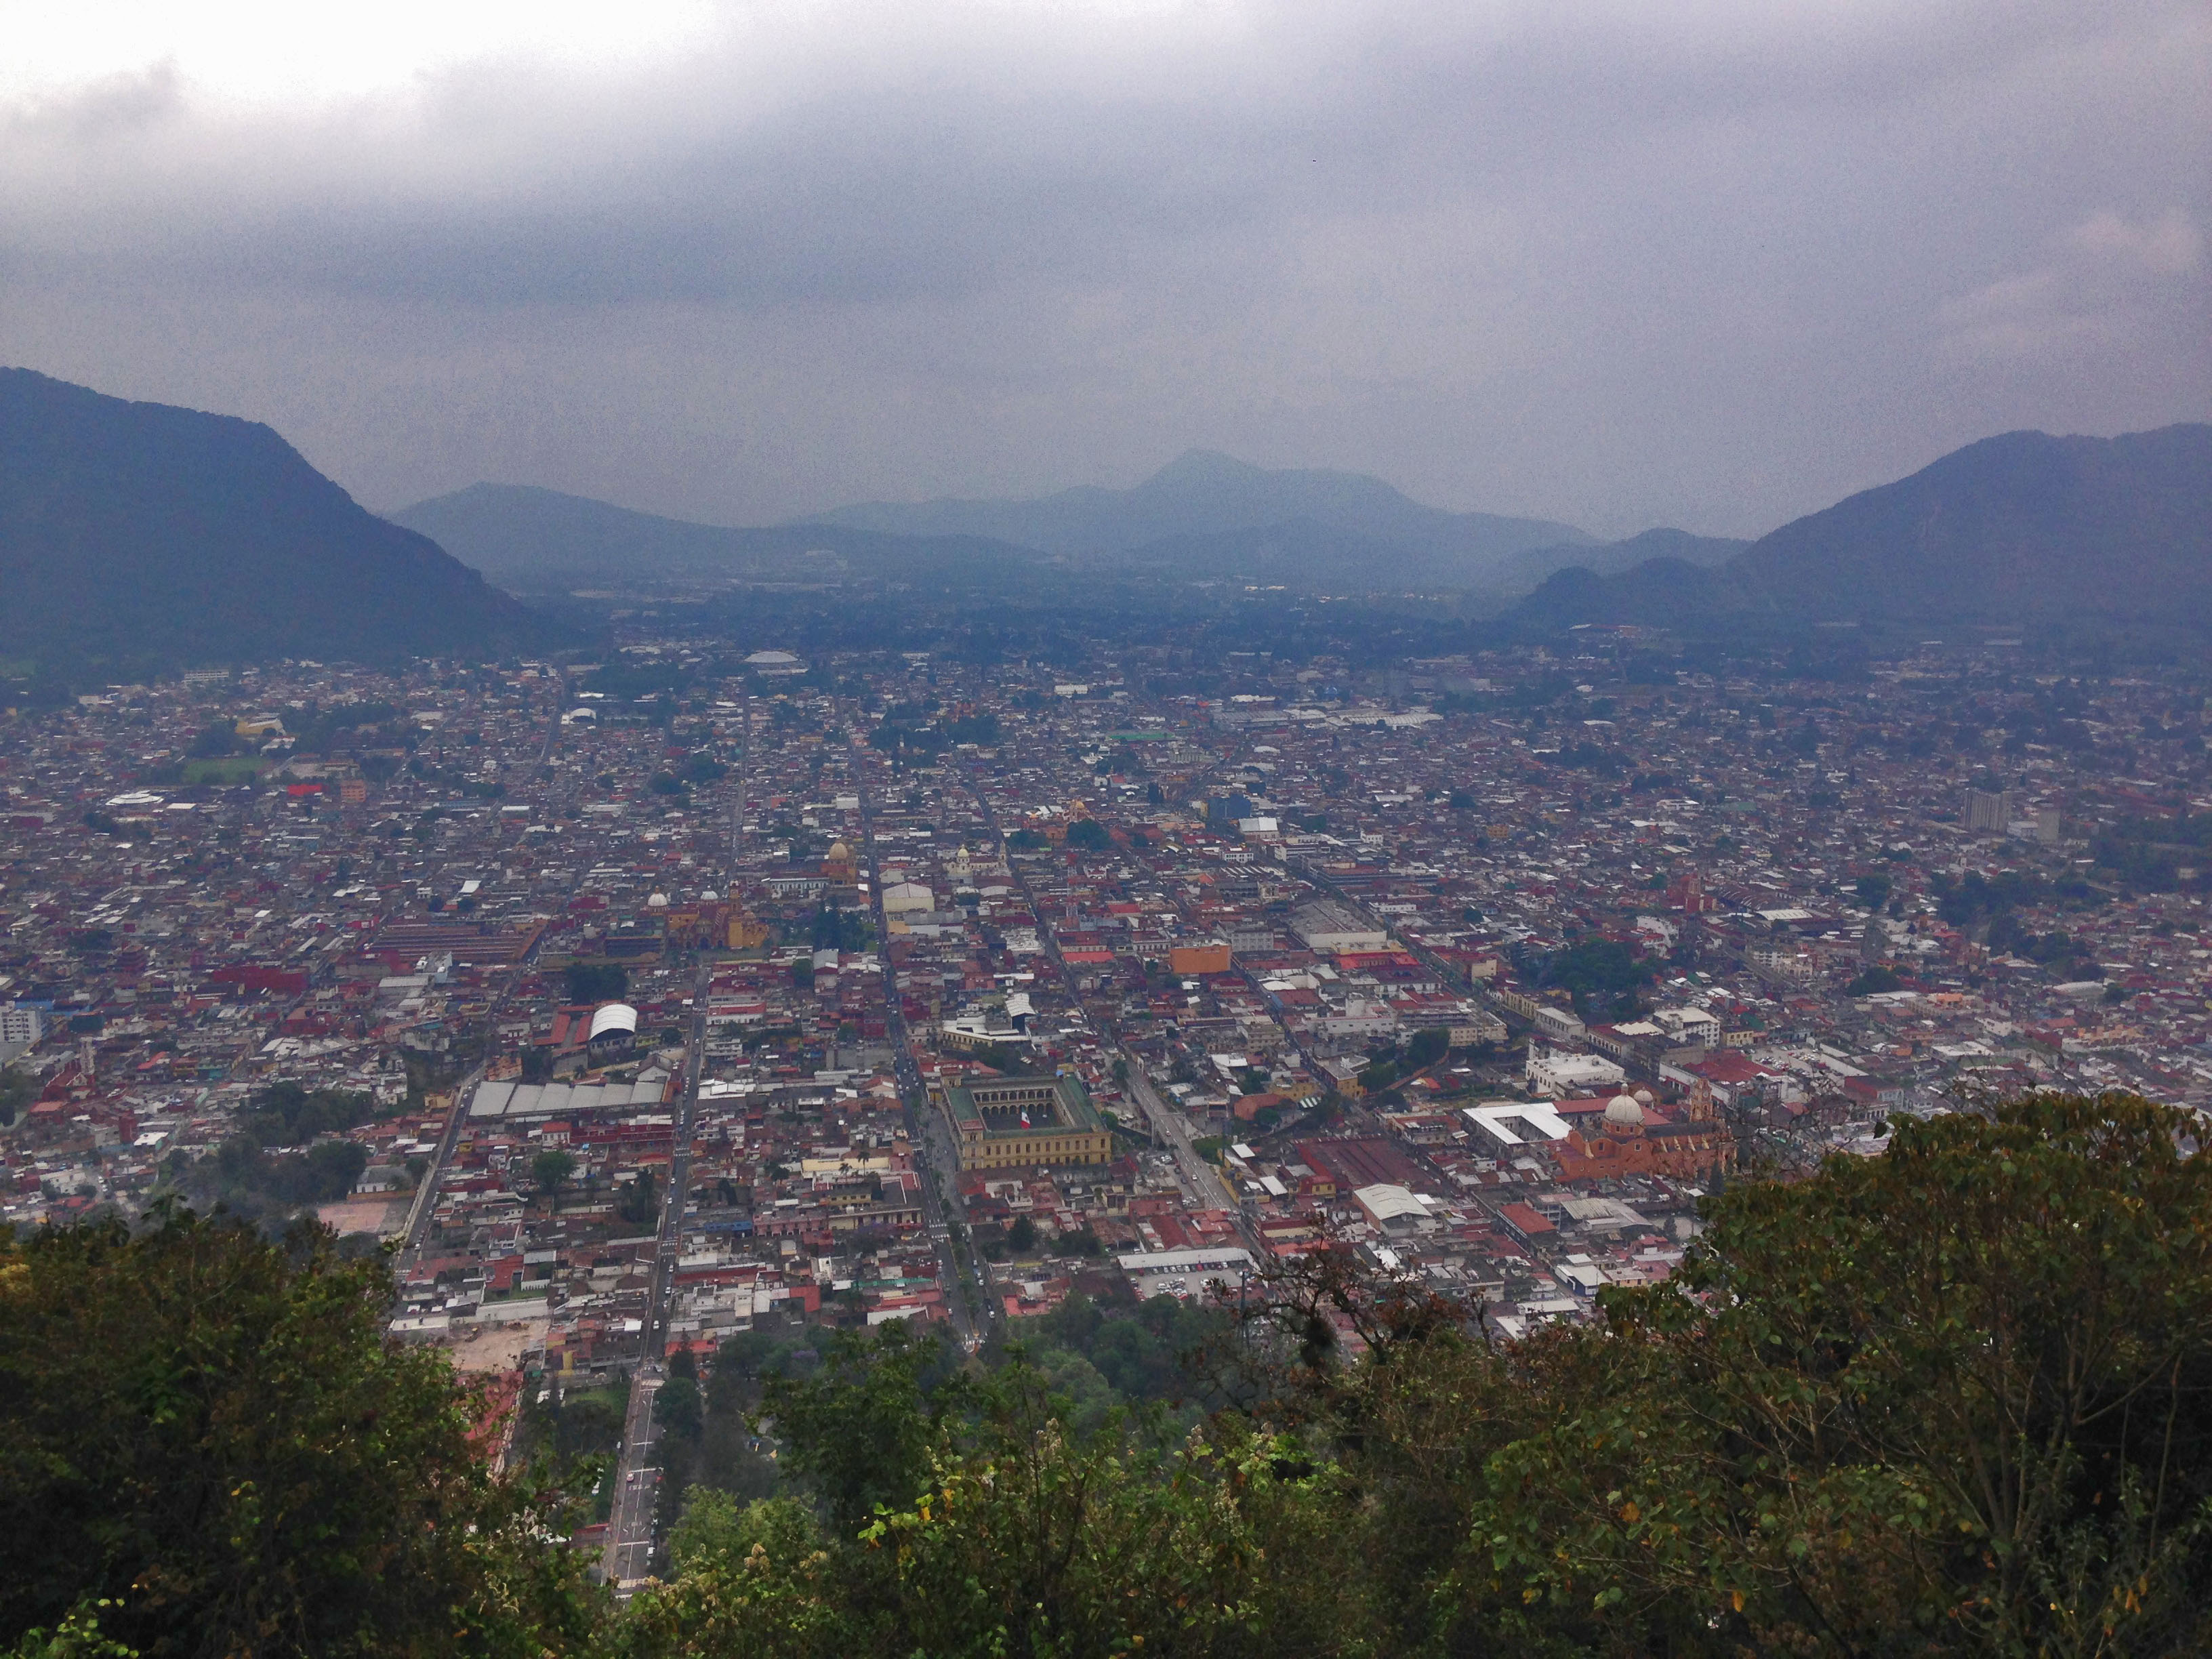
left=5, top=628, right=2209, bottom=1580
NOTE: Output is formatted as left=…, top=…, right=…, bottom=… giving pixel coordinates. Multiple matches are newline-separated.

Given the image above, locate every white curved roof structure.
left=587, top=1002, right=640, bottom=1040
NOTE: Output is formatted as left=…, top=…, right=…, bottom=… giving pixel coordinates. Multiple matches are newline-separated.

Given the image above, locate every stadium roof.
left=588, top=1002, right=639, bottom=1040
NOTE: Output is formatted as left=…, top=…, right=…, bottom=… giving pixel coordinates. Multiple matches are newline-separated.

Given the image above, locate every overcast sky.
left=2, top=1, right=2206, bottom=537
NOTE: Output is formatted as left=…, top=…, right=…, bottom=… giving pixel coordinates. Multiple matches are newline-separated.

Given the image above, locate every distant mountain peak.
left=801, top=451, right=1591, bottom=569
left=1145, top=448, right=1272, bottom=485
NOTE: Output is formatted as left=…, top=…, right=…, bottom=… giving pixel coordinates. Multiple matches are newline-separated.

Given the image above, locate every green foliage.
left=512, top=1378, right=629, bottom=1516
left=1532, top=936, right=1654, bottom=1019
left=854, top=1373, right=1295, bottom=1659
left=1468, top=1092, right=2212, bottom=1655
left=0, top=1208, right=600, bottom=1657
left=866, top=703, right=951, bottom=763
left=667, top=1492, right=824, bottom=1578
left=712, top=1330, right=820, bottom=1405
left=617, top=1168, right=660, bottom=1227
left=174, top=1134, right=369, bottom=1221
left=285, top=701, right=403, bottom=756
left=4, top=1597, right=137, bottom=1659
left=1065, top=817, right=1113, bottom=852
left=1930, top=865, right=2066, bottom=926
left=1986, top=913, right=2104, bottom=978
left=565, top=960, right=629, bottom=1002
left=1853, top=871, right=1893, bottom=909
left=1404, top=1025, right=1450, bottom=1069
left=676, top=752, right=729, bottom=785
left=240, top=1080, right=377, bottom=1146
left=944, top=710, right=1000, bottom=746
left=628, top=1355, right=1328, bottom=1659
left=670, top=1335, right=802, bottom=1510
left=532, top=1148, right=577, bottom=1197
left=656, top=1372, right=705, bottom=1453
left=0, top=1066, right=35, bottom=1128
left=187, top=721, right=241, bottom=759
left=2076, top=813, right=2212, bottom=895
left=758, top=1323, right=966, bottom=1538
left=808, top=904, right=872, bottom=953
left=16, top=1094, right=2207, bottom=1659
left=1024, top=1292, right=1231, bottom=1410
left=1845, top=964, right=1902, bottom=996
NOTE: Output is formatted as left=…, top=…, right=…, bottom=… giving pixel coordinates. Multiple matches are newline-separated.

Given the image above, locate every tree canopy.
left=4, top=1093, right=2205, bottom=1659
left=0, top=1208, right=598, bottom=1657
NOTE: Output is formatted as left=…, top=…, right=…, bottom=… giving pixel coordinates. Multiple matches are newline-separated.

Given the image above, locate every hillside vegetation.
left=1, top=1092, right=2205, bottom=1658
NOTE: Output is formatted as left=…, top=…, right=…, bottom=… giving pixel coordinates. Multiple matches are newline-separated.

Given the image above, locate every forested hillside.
left=2, top=1092, right=2205, bottom=1658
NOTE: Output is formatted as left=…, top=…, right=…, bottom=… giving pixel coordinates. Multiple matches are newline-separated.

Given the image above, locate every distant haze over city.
left=3, top=2, right=2206, bottom=537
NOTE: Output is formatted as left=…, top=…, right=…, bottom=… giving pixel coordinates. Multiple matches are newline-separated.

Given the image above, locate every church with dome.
left=1552, top=1080, right=1736, bottom=1184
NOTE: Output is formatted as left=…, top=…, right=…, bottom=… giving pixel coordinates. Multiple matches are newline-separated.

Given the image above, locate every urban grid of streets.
left=11, top=639, right=2212, bottom=1585
left=380, top=678, right=1261, bottom=1591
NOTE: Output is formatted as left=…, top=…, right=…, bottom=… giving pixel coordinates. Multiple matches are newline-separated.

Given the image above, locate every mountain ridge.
left=0, top=369, right=543, bottom=668
left=388, top=482, right=1044, bottom=592
left=396, top=454, right=1618, bottom=594
left=1509, top=423, right=2212, bottom=634
left=800, top=447, right=1595, bottom=568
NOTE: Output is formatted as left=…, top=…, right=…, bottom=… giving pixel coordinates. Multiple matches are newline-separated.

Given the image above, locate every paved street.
left=599, top=1370, right=663, bottom=1591
left=957, top=762, right=1246, bottom=1227
left=596, top=951, right=712, bottom=1593
left=858, top=773, right=994, bottom=1346
left=1117, top=1045, right=1240, bottom=1211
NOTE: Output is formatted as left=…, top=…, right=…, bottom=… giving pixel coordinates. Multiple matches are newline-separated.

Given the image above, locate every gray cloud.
left=1, top=0, right=2205, bottom=537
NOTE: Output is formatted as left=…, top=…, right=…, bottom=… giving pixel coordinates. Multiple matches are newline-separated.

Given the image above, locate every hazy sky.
left=2, top=1, right=2206, bottom=537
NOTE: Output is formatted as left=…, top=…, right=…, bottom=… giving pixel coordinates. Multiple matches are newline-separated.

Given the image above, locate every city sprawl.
left=5, top=633, right=2210, bottom=1580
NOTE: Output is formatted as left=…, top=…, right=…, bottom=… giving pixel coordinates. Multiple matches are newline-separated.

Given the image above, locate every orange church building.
left=1553, top=1081, right=1735, bottom=1184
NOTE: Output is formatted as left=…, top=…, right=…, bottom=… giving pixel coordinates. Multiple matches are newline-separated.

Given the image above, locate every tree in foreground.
left=1445, top=1092, right=2212, bottom=1654
left=0, top=1207, right=599, bottom=1658
left=3, top=1092, right=2205, bottom=1659
left=624, top=1092, right=2211, bottom=1659
left=620, top=1352, right=1337, bottom=1659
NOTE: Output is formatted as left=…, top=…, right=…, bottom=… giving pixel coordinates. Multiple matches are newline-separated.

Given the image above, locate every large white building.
left=881, top=881, right=935, bottom=916
left=1525, top=1048, right=1626, bottom=1097
left=0, top=1004, right=41, bottom=1064
left=1290, top=900, right=1389, bottom=954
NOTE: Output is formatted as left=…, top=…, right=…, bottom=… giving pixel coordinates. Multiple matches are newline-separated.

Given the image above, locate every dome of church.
left=827, top=840, right=853, bottom=861
left=1604, top=1092, right=1646, bottom=1127
left=647, top=892, right=669, bottom=908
